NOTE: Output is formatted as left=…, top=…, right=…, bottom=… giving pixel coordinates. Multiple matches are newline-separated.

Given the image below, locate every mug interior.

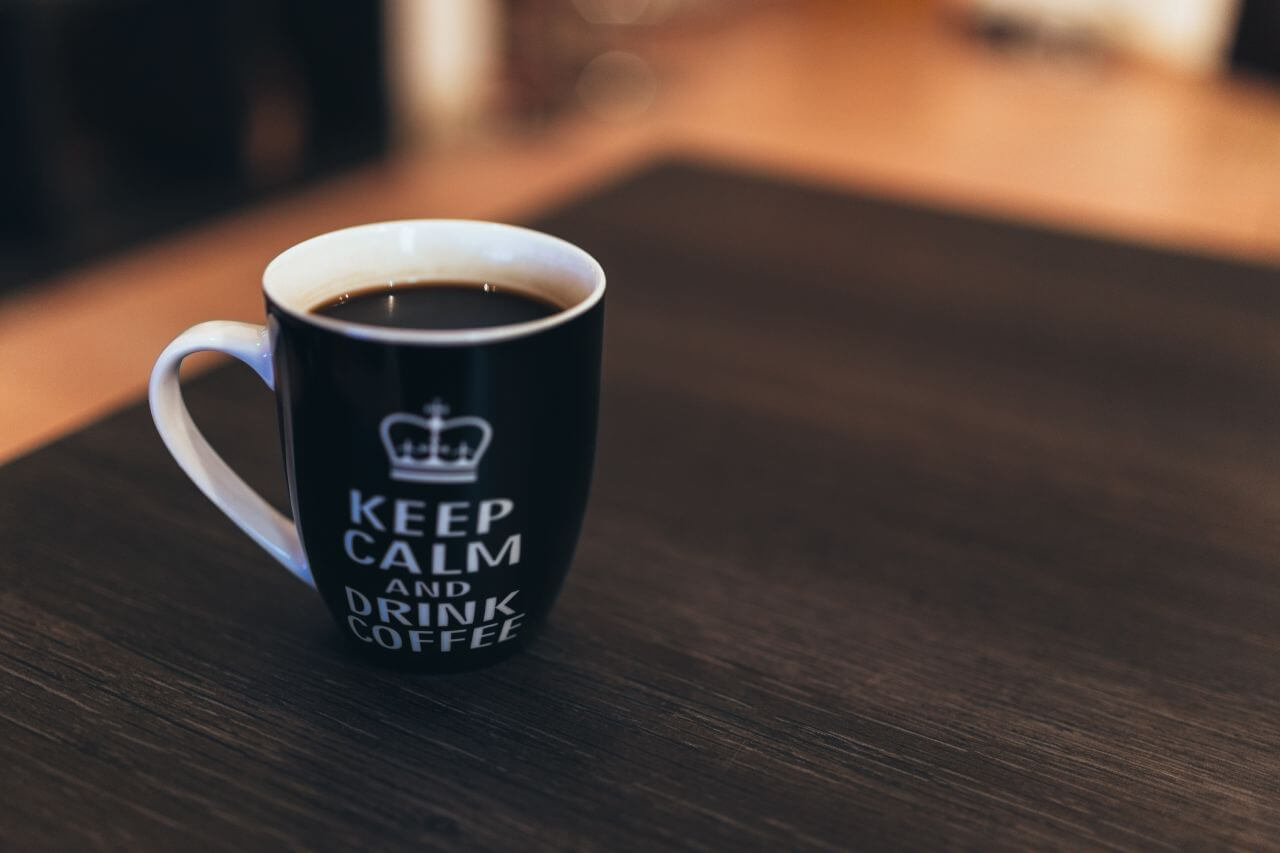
left=262, top=220, right=605, bottom=345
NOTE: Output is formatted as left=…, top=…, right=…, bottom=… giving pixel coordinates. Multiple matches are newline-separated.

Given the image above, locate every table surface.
left=3, top=161, right=1279, bottom=851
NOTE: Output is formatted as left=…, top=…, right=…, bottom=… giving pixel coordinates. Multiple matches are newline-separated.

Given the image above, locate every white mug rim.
left=262, top=219, right=606, bottom=346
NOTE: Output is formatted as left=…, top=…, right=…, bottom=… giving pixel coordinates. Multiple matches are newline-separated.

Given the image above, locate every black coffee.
left=313, top=281, right=560, bottom=330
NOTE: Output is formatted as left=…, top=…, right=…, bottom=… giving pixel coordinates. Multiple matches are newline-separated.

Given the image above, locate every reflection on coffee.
left=313, top=281, right=560, bottom=330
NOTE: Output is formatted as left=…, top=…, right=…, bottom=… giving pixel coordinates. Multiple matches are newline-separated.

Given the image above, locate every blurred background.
left=2, top=0, right=1279, bottom=460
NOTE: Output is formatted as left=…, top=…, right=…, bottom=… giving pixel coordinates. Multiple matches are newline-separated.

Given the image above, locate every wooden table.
left=3, top=161, right=1278, bottom=850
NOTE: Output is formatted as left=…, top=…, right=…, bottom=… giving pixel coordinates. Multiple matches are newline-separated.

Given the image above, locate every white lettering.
left=380, top=540, right=422, bottom=574
left=345, top=586, right=372, bottom=615
left=409, top=629, right=434, bottom=652
left=498, top=615, right=523, bottom=643
left=349, top=490, right=386, bottom=530
left=372, top=625, right=403, bottom=649
left=435, top=502, right=471, bottom=537
left=377, top=596, right=413, bottom=626
left=482, top=590, right=520, bottom=621
left=431, top=543, right=462, bottom=576
left=393, top=499, right=428, bottom=536
left=438, top=601, right=476, bottom=626
left=468, top=535, right=521, bottom=572
left=347, top=615, right=372, bottom=642
left=343, top=529, right=375, bottom=565
left=440, top=628, right=467, bottom=651
left=477, top=499, right=514, bottom=534
left=470, top=623, right=497, bottom=648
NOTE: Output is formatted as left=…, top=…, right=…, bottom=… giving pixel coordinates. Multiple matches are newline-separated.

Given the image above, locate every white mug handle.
left=148, top=321, right=312, bottom=587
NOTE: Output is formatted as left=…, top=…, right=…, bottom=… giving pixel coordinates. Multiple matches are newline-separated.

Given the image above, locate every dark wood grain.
left=3, top=160, right=1279, bottom=851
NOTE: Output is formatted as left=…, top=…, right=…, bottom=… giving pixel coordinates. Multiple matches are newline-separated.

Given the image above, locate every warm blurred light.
left=571, top=0, right=689, bottom=26
left=957, top=0, right=1242, bottom=72
left=571, top=0, right=652, bottom=26
left=1118, top=0, right=1240, bottom=73
left=386, top=0, right=501, bottom=145
left=577, top=51, right=657, bottom=122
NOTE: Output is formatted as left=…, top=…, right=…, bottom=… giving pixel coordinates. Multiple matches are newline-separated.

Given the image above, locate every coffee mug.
left=149, top=221, right=605, bottom=672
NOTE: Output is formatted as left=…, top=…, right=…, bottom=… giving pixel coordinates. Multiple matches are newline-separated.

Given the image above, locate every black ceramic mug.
left=149, top=221, right=605, bottom=672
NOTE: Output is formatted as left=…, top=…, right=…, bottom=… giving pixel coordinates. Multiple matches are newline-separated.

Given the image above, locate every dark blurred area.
left=1, top=0, right=387, bottom=289
left=1232, top=0, right=1280, bottom=77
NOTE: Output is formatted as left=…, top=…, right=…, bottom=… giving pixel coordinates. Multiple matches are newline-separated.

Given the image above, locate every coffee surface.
left=313, top=282, right=560, bottom=330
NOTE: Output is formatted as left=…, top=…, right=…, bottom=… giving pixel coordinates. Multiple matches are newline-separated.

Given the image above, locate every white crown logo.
left=379, top=399, right=493, bottom=484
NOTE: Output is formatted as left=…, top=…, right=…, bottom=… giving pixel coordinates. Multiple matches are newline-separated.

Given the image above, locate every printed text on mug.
left=340, top=489, right=526, bottom=653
